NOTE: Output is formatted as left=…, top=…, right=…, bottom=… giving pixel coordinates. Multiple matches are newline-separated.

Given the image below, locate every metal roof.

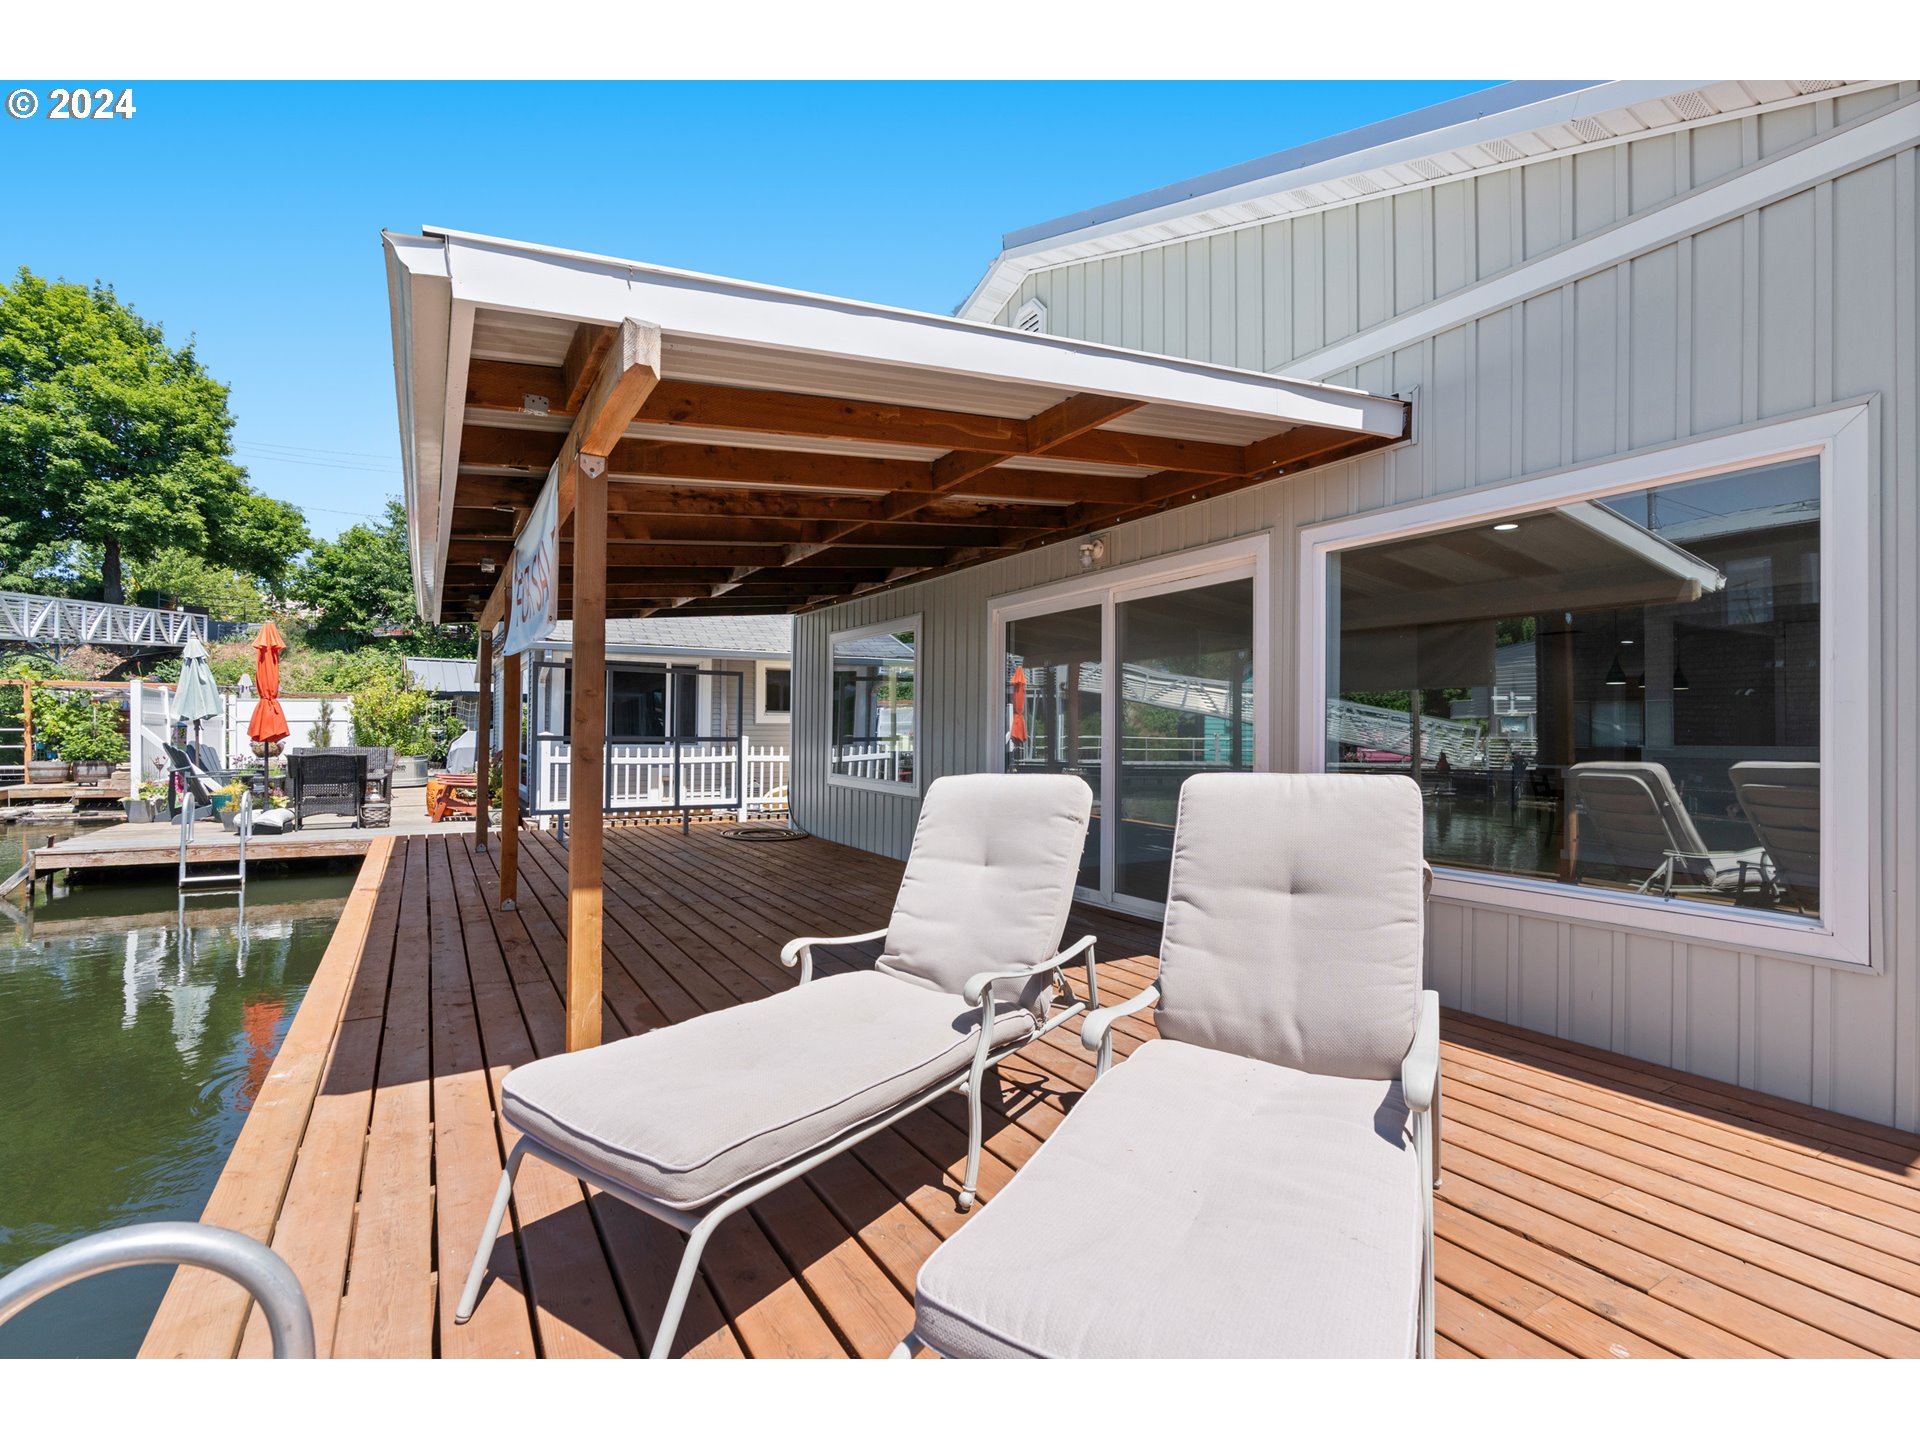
left=405, top=656, right=478, bottom=693
left=957, top=80, right=1873, bottom=322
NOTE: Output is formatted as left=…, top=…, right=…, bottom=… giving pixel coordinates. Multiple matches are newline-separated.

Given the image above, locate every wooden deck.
left=141, top=825, right=1920, bottom=1360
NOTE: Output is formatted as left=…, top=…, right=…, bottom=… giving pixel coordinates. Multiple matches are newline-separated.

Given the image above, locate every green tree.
left=290, top=497, right=416, bottom=635
left=127, top=548, right=270, bottom=620
left=0, top=268, right=311, bottom=603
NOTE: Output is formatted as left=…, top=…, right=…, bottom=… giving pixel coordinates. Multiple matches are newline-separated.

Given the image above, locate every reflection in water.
left=0, top=870, right=352, bottom=1358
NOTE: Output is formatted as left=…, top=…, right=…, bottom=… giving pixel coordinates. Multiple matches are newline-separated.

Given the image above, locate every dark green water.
left=0, top=851, right=353, bottom=1358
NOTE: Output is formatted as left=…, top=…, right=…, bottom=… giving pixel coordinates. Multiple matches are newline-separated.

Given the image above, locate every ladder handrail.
left=0, top=1222, right=313, bottom=1358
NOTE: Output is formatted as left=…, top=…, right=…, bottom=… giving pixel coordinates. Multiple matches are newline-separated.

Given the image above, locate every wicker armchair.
left=286, top=751, right=368, bottom=830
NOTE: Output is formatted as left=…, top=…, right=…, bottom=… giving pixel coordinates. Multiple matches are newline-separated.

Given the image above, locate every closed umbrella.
left=169, top=634, right=224, bottom=822
left=247, top=621, right=290, bottom=748
left=170, top=634, right=223, bottom=739
left=1008, top=666, right=1028, bottom=745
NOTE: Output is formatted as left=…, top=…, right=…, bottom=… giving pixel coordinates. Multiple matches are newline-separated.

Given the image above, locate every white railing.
left=0, top=590, right=214, bottom=649
left=830, top=742, right=913, bottom=784
left=536, top=741, right=790, bottom=815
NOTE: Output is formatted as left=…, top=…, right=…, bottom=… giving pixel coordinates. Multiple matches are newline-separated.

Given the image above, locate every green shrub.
left=351, top=672, right=431, bottom=754
left=31, top=687, right=130, bottom=765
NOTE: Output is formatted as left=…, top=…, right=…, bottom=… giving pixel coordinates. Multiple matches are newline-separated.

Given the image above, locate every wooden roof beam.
left=463, top=364, right=1252, bottom=474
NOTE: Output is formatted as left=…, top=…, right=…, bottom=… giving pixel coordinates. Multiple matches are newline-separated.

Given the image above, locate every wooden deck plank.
left=144, top=825, right=1920, bottom=1360
left=139, top=837, right=396, bottom=1359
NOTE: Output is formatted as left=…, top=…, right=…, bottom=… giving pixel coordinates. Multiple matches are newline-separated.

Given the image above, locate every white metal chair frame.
left=455, top=930, right=1100, bottom=1359
left=895, top=982, right=1444, bottom=1360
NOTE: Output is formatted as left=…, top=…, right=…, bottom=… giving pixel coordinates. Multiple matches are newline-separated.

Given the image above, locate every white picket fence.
left=535, top=741, right=790, bottom=815
left=830, top=742, right=913, bottom=784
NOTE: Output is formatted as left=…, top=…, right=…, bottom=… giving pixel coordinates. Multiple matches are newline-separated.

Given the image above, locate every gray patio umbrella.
left=170, top=634, right=224, bottom=746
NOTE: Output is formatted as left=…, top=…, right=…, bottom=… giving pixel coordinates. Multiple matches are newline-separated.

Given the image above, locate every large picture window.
left=1300, top=410, right=1871, bottom=966
left=829, top=619, right=918, bottom=793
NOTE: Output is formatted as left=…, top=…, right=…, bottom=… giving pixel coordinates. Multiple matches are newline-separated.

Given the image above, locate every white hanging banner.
left=504, top=469, right=559, bottom=656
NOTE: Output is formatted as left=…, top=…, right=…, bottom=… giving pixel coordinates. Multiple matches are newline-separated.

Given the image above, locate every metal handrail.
left=0, top=1222, right=315, bottom=1358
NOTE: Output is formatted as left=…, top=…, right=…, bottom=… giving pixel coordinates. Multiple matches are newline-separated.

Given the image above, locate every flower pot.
left=73, top=759, right=115, bottom=787
left=123, top=798, right=153, bottom=824
left=26, top=760, right=71, bottom=785
left=218, top=807, right=240, bottom=832
left=393, top=755, right=430, bottom=789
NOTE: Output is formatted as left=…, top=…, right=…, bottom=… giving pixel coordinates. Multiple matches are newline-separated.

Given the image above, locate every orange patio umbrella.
left=247, top=620, right=290, bottom=748
left=1008, top=666, right=1028, bottom=744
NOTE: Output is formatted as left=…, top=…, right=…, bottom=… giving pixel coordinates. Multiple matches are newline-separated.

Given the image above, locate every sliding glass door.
left=996, top=544, right=1263, bottom=914
left=1114, top=578, right=1256, bottom=907
left=1002, top=604, right=1103, bottom=892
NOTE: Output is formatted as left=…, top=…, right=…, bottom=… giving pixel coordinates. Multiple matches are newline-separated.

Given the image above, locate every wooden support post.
left=499, top=648, right=521, bottom=911
left=474, top=628, right=493, bottom=854
left=567, top=459, right=608, bottom=1052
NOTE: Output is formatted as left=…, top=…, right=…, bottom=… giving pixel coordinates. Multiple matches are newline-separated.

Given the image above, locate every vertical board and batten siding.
left=794, top=85, right=1920, bottom=1131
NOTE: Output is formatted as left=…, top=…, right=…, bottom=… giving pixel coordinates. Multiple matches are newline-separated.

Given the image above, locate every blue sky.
left=0, top=80, right=1492, bottom=539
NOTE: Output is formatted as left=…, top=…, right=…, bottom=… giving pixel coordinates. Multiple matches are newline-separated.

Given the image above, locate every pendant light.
left=1672, top=662, right=1690, bottom=692
left=1604, top=654, right=1627, bottom=687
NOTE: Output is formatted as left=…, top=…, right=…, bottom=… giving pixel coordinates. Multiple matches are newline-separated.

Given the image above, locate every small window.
left=758, top=663, right=792, bottom=723
left=1012, top=298, right=1048, bottom=334
left=828, top=618, right=919, bottom=794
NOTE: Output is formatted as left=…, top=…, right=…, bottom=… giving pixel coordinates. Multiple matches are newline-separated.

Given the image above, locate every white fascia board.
left=1283, top=95, right=1920, bottom=381
left=383, top=232, right=453, bottom=623
left=997, top=81, right=1675, bottom=261
left=425, top=229, right=1406, bottom=438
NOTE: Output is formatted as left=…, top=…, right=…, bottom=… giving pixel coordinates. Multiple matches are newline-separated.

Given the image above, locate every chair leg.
left=957, top=1053, right=991, bottom=1213
left=889, top=1328, right=921, bottom=1358
left=650, top=1213, right=721, bottom=1360
left=455, top=1139, right=526, bottom=1324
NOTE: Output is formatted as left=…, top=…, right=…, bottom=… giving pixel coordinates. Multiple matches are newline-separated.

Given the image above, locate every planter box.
left=26, top=760, right=71, bottom=785
left=73, top=760, right=115, bottom=787
left=393, top=755, right=430, bottom=789
left=123, top=798, right=154, bottom=824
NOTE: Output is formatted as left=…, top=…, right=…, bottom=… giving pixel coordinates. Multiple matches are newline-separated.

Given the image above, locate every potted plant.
left=353, top=673, right=433, bottom=788
left=33, top=687, right=129, bottom=785
left=124, top=779, right=167, bottom=824
left=213, top=779, right=252, bottom=831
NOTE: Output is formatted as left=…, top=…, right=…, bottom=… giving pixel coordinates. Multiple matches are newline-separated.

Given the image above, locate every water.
left=0, top=862, right=353, bottom=1357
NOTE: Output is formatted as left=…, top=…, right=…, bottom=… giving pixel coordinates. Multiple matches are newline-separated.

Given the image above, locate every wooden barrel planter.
left=26, top=760, right=71, bottom=784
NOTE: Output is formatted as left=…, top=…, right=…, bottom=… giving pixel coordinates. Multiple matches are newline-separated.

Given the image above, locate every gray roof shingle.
left=546, top=615, right=793, bottom=656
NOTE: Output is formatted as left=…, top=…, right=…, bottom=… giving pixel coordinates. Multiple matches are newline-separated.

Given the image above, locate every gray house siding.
left=793, top=85, right=1920, bottom=1131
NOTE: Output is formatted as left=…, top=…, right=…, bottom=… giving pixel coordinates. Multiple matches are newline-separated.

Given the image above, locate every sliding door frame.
left=986, top=534, right=1272, bottom=916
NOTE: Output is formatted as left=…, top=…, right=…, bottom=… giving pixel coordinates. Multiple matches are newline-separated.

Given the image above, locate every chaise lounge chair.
left=1730, top=761, right=1820, bottom=914
left=898, top=772, right=1439, bottom=1359
left=1566, top=760, right=1772, bottom=902
left=453, top=772, right=1097, bottom=1358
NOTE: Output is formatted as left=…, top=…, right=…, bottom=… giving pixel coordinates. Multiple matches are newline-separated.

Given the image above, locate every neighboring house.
left=507, top=616, right=793, bottom=817
left=388, top=78, right=1920, bottom=1132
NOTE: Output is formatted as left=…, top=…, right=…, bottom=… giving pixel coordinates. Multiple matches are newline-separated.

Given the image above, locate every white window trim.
left=1296, top=404, right=1875, bottom=970
left=987, top=534, right=1271, bottom=919
left=827, top=614, right=923, bottom=797
left=755, top=660, right=792, bottom=725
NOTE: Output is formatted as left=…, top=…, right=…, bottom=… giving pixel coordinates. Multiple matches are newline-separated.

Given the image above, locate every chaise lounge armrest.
left=779, top=928, right=889, bottom=985
left=1402, top=989, right=1442, bottom=1188
left=962, top=934, right=1098, bottom=1010
left=1080, top=981, right=1162, bottom=1077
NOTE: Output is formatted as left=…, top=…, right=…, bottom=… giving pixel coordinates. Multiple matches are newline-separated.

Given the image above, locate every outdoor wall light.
left=479, top=557, right=498, bottom=575
left=1078, top=536, right=1107, bottom=569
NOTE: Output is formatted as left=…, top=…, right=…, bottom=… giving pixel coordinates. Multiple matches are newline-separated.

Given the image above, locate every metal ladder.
left=178, top=787, right=249, bottom=895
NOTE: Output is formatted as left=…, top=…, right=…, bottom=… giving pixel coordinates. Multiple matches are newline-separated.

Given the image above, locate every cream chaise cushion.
left=912, top=1038, right=1424, bottom=1358
left=1154, top=772, right=1426, bottom=1080
left=503, top=972, right=1033, bottom=1211
left=876, top=773, right=1092, bottom=1019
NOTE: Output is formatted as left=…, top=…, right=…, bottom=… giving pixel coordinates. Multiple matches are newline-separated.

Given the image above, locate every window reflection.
left=831, top=628, right=916, bottom=787
left=1327, top=459, right=1820, bottom=917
